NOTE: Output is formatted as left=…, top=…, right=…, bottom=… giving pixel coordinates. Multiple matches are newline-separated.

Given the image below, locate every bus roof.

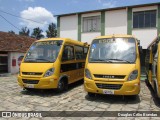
left=95, top=34, right=136, bottom=39
left=36, top=38, right=88, bottom=47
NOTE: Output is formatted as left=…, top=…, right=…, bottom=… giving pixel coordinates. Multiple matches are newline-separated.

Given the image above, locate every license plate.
left=25, top=84, right=34, bottom=88
left=103, top=89, right=114, bottom=94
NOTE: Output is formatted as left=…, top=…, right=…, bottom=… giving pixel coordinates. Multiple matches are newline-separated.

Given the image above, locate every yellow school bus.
left=145, top=35, right=160, bottom=98
left=17, top=38, right=88, bottom=92
left=84, top=35, right=142, bottom=97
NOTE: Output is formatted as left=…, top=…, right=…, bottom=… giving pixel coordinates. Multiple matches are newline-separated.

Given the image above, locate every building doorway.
left=0, top=52, right=8, bottom=73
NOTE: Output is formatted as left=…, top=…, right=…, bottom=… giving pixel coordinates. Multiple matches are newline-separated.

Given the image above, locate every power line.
left=0, top=14, right=21, bottom=30
left=0, top=9, right=49, bottom=25
left=0, top=14, right=36, bottom=45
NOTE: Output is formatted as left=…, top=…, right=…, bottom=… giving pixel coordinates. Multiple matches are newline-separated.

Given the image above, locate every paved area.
left=0, top=75, right=160, bottom=120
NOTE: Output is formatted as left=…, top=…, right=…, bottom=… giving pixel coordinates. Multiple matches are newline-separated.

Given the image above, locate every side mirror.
left=138, top=46, right=143, bottom=54
left=137, top=40, right=140, bottom=45
left=57, top=41, right=62, bottom=46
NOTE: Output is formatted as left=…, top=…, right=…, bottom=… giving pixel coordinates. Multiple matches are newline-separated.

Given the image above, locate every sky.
left=0, top=0, right=160, bottom=36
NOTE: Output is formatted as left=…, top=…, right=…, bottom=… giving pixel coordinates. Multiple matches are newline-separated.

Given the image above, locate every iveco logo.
left=28, top=73, right=35, bottom=75
left=103, top=76, right=115, bottom=78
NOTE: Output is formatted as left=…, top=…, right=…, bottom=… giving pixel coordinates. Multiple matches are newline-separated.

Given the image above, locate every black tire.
left=25, top=88, right=35, bottom=92
left=64, top=81, right=68, bottom=91
left=154, top=83, right=159, bottom=99
left=57, top=79, right=68, bottom=92
left=131, top=95, right=138, bottom=99
left=126, top=95, right=138, bottom=100
left=88, top=92, right=95, bottom=98
left=145, top=77, right=150, bottom=86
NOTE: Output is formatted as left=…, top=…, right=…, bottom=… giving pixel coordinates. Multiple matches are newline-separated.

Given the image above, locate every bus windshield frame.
left=24, top=40, right=63, bottom=63
left=88, top=37, right=137, bottom=64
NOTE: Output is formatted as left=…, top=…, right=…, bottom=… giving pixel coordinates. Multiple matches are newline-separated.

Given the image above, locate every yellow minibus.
left=84, top=35, right=142, bottom=97
left=17, top=38, right=88, bottom=92
left=145, top=36, right=160, bottom=99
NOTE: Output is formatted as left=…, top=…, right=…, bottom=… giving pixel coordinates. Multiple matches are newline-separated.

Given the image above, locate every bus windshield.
left=89, top=38, right=136, bottom=63
left=24, top=40, right=63, bottom=63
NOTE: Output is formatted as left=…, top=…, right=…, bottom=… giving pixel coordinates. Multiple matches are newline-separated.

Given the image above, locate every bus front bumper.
left=84, top=77, right=140, bottom=95
left=17, top=75, right=59, bottom=89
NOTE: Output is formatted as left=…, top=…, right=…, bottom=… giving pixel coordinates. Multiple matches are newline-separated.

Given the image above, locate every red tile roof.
left=0, top=31, right=37, bottom=52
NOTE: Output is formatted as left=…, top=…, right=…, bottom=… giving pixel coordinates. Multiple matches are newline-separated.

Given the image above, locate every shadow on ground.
left=85, top=93, right=140, bottom=104
left=145, top=79, right=160, bottom=107
left=20, top=79, right=84, bottom=97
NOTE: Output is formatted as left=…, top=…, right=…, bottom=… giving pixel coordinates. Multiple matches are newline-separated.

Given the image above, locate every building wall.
left=105, top=9, right=127, bottom=35
left=132, top=5, right=157, bottom=12
left=132, top=5, right=158, bottom=49
left=60, top=15, right=78, bottom=40
left=132, top=29, right=157, bottom=48
left=58, top=4, right=159, bottom=48
left=81, top=12, right=101, bottom=44
left=8, top=52, right=24, bottom=74
left=81, top=32, right=101, bottom=43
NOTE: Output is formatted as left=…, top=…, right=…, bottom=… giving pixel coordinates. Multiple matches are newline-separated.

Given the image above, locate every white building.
left=56, top=2, right=160, bottom=66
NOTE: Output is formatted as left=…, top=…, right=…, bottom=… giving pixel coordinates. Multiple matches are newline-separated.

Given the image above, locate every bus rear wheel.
left=145, top=78, right=150, bottom=86
left=154, top=83, right=159, bottom=99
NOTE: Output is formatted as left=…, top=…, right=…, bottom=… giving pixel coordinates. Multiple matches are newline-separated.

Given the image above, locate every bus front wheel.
left=88, top=92, right=95, bottom=98
left=57, top=79, right=68, bottom=92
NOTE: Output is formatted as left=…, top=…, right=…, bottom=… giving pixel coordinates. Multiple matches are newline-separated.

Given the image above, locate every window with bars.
left=82, top=16, right=100, bottom=32
left=133, top=10, right=156, bottom=29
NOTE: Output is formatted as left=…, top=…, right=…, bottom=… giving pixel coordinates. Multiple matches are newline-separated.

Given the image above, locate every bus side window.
left=83, top=47, right=88, bottom=59
left=75, top=46, right=83, bottom=60
left=62, top=46, right=75, bottom=61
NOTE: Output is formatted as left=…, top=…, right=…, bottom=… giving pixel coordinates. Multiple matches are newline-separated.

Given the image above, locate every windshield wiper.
left=91, top=59, right=104, bottom=61
left=24, top=58, right=36, bottom=62
left=107, top=59, right=131, bottom=63
left=90, top=59, right=112, bottom=63
left=35, top=58, right=51, bottom=62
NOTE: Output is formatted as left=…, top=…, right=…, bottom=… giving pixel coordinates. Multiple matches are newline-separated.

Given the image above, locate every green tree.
left=46, top=23, right=57, bottom=38
left=19, top=27, right=30, bottom=36
left=8, top=30, right=15, bottom=34
left=31, top=27, right=44, bottom=40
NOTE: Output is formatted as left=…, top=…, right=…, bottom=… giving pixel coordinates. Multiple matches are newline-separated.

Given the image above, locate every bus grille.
left=96, top=83, right=122, bottom=90
left=22, top=72, right=43, bottom=76
left=94, top=74, right=125, bottom=79
left=22, top=79, right=39, bottom=84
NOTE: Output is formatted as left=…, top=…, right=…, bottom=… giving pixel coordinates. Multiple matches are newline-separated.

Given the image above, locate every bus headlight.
left=44, top=68, right=54, bottom=77
left=85, top=69, right=92, bottom=79
left=128, top=70, right=138, bottom=81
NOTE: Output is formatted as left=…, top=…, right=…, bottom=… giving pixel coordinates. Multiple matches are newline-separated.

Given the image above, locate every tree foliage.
left=19, top=27, right=30, bottom=36
left=46, top=23, right=57, bottom=38
left=31, top=27, right=44, bottom=40
left=8, top=30, right=15, bottom=34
